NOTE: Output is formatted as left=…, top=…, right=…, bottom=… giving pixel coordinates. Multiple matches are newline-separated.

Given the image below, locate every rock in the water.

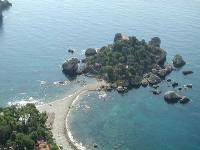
left=149, top=37, right=161, bottom=48
left=167, top=79, right=171, bottom=82
left=85, top=48, right=97, bottom=56
left=184, top=84, right=192, bottom=88
left=141, top=79, right=148, bottom=87
left=164, top=91, right=181, bottom=103
left=172, top=54, right=186, bottom=67
left=152, top=85, right=159, bottom=89
left=117, top=86, right=124, bottom=93
left=147, top=73, right=161, bottom=85
left=62, top=58, right=79, bottom=75
left=182, top=70, right=193, bottom=75
left=172, top=82, right=178, bottom=87
left=93, top=143, right=98, bottom=148
left=152, top=90, right=162, bottom=95
left=178, top=87, right=182, bottom=91
left=180, top=96, right=190, bottom=104
left=68, top=48, right=74, bottom=53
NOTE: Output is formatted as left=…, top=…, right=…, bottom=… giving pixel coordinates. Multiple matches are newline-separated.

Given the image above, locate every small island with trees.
left=63, top=33, right=193, bottom=104
left=63, top=33, right=173, bottom=91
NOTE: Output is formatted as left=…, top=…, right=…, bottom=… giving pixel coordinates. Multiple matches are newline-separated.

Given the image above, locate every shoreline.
left=37, top=81, right=106, bottom=150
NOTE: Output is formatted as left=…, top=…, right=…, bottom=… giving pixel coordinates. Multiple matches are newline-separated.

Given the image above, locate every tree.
left=51, top=145, right=59, bottom=150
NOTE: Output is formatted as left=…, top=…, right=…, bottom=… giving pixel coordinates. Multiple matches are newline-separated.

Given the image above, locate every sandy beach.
left=37, top=81, right=106, bottom=150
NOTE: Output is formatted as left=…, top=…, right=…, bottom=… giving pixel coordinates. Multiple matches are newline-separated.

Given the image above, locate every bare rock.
left=164, top=62, right=173, bottom=74
left=85, top=48, right=97, bottom=56
left=149, top=37, right=161, bottom=48
left=180, top=96, right=190, bottom=104
left=184, top=84, right=192, bottom=88
left=172, top=54, right=186, bottom=68
left=141, top=79, right=148, bottom=87
left=152, top=90, right=162, bottom=95
left=164, top=91, right=181, bottom=103
left=147, top=73, right=161, bottom=85
left=152, top=85, right=159, bottom=89
left=62, top=58, right=79, bottom=75
left=182, top=70, right=193, bottom=75
left=93, top=143, right=98, bottom=148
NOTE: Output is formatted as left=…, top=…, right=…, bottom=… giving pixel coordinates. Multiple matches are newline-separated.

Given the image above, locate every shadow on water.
left=62, top=70, right=77, bottom=81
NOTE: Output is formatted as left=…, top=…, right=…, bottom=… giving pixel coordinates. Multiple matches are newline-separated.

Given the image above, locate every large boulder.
left=164, top=91, right=181, bottom=103
left=172, top=54, right=186, bottom=67
left=147, top=73, right=161, bottom=85
left=149, top=37, right=161, bottom=48
left=62, top=58, right=79, bottom=75
left=85, top=48, right=97, bottom=56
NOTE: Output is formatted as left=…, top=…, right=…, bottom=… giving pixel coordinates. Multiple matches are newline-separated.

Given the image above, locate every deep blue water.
left=1, top=0, right=200, bottom=149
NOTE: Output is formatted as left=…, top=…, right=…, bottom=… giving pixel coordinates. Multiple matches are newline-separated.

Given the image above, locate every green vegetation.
left=85, top=33, right=165, bottom=87
left=0, top=104, right=57, bottom=150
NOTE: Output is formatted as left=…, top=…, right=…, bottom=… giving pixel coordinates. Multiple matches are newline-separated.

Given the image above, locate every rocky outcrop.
left=182, top=70, right=193, bottom=75
left=130, top=79, right=141, bottom=88
left=149, top=37, right=161, bottom=48
left=141, top=79, right=148, bottom=87
left=164, top=62, right=173, bottom=74
left=152, top=85, right=159, bottom=89
left=85, top=48, right=97, bottom=56
left=180, top=96, right=190, bottom=104
left=184, top=84, right=192, bottom=88
left=62, top=58, right=79, bottom=75
left=117, top=86, right=124, bottom=93
left=172, top=54, right=186, bottom=67
left=164, top=91, right=181, bottom=103
left=147, top=73, right=161, bottom=85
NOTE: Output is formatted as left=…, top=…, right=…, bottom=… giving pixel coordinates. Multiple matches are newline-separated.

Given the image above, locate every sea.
left=0, top=0, right=200, bottom=149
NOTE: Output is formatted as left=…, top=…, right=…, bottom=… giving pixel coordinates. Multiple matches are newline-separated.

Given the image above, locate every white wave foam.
left=98, top=91, right=107, bottom=99
left=40, top=80, right=47, bottom=85
left=8, top=97, right=44, bottom=108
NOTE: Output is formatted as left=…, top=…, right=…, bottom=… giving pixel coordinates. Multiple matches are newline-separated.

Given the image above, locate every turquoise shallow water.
left=0, top=0, right=200, bottom=149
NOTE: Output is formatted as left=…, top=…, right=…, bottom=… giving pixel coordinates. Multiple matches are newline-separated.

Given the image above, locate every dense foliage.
left=0, top=104, right=58, bottom=150
left=85, top=33, right=165, bottom=86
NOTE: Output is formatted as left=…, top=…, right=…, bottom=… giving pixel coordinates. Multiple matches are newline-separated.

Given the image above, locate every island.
left=63, top=33, right=173, bottom=92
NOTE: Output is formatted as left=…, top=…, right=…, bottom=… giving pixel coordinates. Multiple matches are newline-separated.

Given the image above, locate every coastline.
left=37, top=80, right=106, bottom=150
